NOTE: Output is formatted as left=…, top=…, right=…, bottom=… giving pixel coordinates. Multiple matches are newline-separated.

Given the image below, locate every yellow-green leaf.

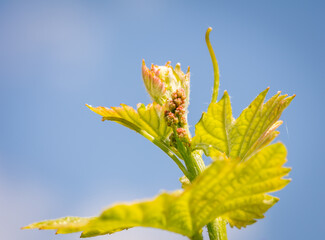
left=192, top=91, right=234, bottom=155
left=23, top=143, right=290, bottom=237
left=86, top=102, right=171, bottom=140
left=229, top=89, right=294, bottom=159
left=22, top=217, right=92, bottom=234
left=193, top=88, right=294, bottom=159
left=86, top=102, right=189, bottom=178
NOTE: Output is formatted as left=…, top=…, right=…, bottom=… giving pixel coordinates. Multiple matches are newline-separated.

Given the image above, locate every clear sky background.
left=1, top=0, right=324, bottom=239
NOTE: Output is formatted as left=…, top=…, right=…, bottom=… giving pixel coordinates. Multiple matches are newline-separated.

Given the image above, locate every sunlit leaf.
left=229, top=89, right=294, bottom=159
left=193, top=88, right=294, bottom=159
left=23, top=143, right=290, bottom=237
left=192, top=91, right=234, bottom=155
left=22, top=217, right=92, bottom=234
left=86, top=102, right=172, bottom=141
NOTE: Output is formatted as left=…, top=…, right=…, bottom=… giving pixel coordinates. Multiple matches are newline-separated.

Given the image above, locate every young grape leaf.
left=22, top=217, right=92, bottom=234
left=229, top=89, right=294, bottom=159
left=86, top=102, right=171, bottom=141
left=23, top=143, right=290, bottom=238
left=192, top=91, right=234, bottom=156
left=86, top=102, right=190, bottom=178
left=193, top=88, right=295, bottom=159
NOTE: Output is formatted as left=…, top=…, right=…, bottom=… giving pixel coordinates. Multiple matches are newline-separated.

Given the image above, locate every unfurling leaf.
left=23, top=143, right=290, bottom=237
left=193, top=88, right=295, bottom=160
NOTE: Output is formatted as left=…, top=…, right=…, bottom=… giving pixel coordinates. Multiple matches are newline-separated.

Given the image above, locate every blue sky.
left=0, top=0, right=324, bottom=239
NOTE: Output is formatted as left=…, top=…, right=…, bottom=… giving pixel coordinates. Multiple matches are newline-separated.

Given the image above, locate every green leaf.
left=229, top=89, right=294, bottom=159
left=188, top=143, right=290, bottom=230
left=192, top=91, right=234, bottom=156
left=87, top=102, right=190, bottom=179
left=23, top=143, right=290, bottom=237
left=22, top=217, right=92, bottom=234
left=193, top=88, right=295, bottom=159
left=87, top=102, right=171, bottom=141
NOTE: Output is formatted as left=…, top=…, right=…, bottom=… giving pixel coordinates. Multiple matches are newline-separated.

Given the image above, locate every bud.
left=167, top=100, right=176, bottom=112
left=175, top=88, right=186, bottom=100
left=175, top=106, right=185, bottom=118
left=165, top=111, right=179, bottom=126
left=179, top=116, right=187, bottom=126
left=165, top=88, right=188, bottom=128
left=176, top=128, right=187, bottom=138
left=176, top=128, right=191, bottom=147
left=142, top=60, right=190, bottom=106
left=169, top=133, right=176, bottom=147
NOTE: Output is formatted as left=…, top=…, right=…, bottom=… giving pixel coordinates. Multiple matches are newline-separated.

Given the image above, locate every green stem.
left=173, top=128, right=197, bottom=181
left=191, top=231, right=204, bottom=240
left=204, top=29, right=228, bottom=239
left=171, top=124, right=227, bottom=240
left=144, top=128, right=227, bottom=240
left=140, top=130, right=190, bottom=178
left=189, top=151, right=228, bottom=240
left=207, top=218, right=228, bottom=240
left=205, top=27, right=220, bottom=103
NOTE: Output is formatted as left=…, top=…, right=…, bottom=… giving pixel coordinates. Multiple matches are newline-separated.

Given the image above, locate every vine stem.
left=139, top=130, right=190, bottom=178
left=189, top=151, right=228, bottom=240
left=160, top=27, right=227, bottom=239
left=207, top=218, right=228, bottom=240
left=203, top=27, right=227, bottom=240
left=191, top=231, right=204, bottom=240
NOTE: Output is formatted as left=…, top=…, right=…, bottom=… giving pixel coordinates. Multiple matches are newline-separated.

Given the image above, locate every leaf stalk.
left=140, top=130, right=190, bottom=178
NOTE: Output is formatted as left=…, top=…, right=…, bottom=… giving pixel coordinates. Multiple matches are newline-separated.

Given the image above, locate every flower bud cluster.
left=165, top=88, right=186, bottom=127
left=164, top=88, right=191, bottom=147
left=168, top=127, right=191, bottom=148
